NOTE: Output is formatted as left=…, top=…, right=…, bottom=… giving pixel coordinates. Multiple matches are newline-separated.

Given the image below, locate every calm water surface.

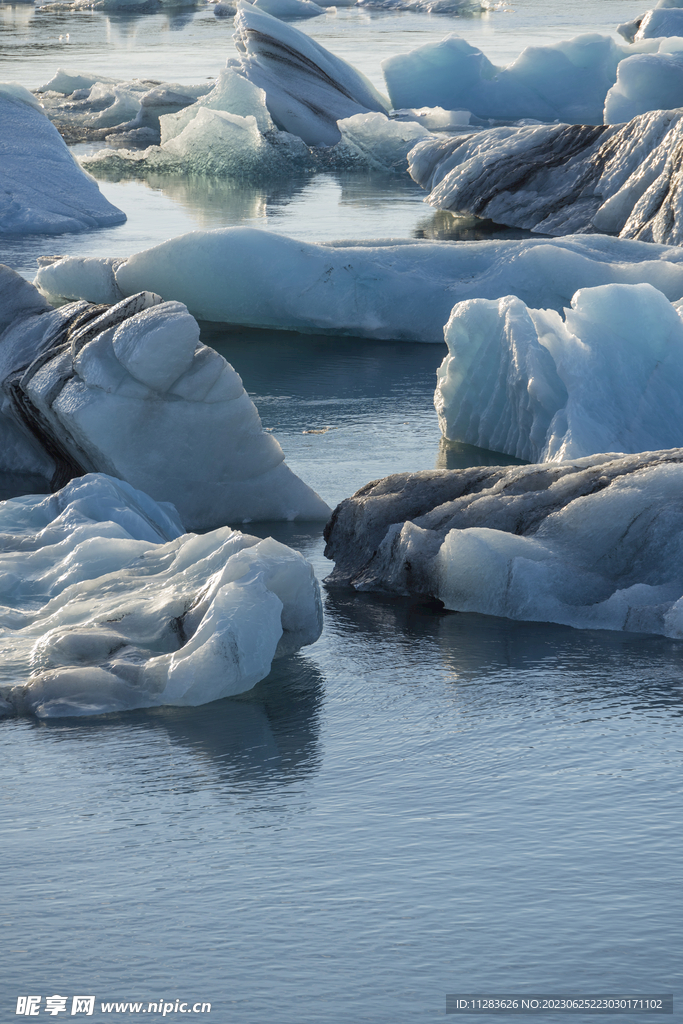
left=1, top=1, right=682, bottom=1021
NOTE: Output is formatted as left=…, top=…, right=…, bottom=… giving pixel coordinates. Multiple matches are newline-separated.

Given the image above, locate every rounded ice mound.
left=435, top=282, right=683, bottom=463
left=0, top=474, right=323, bottom=718
left=323, top=450, right=683, bottom=638
left=0, top=265, right=330, bottom=528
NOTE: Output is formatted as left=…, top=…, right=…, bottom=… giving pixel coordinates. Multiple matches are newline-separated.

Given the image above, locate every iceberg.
left=382, top=33, right=655, bottom=126
left=323, top=449, right=683, bottom=638
left=435, top=282, right=683, bottom=462
left=357, top=0, right=486, bottom=10
left=0, top=82, right=125, bottom=235
left=231, top=2, right=389, bottom=145
left=0, top=473, right=322, bottom=718
left=33, top=227, right=683, bottom=341
left=407, top=108, right=683, bottom=243
left=604, top=49, right=683, bottom=123
left=0, top=265, right=330, bottom=528
left=249, top=0, right=326, bottom=20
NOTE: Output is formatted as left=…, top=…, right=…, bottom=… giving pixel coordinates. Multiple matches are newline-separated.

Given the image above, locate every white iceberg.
left=435, top=282, right=683, bottom=462
left=231, top=2, right=389, bottom=145
left=0, top=473, right=323, bottom=718
left=407, top=108, right=683, bottom=243
left=33, top=227, right=683, bottom=342
left=1, top=265, right=330, bottom=529
left=382, top=33, right=656, bottom=126
left=0, top=82, right=125, bottom=235
left=604, top=49, right=683, bottom=123
left=357, top=0, right=485, bottom=10
left=323, top=450, right=683, bottom=638
left=250, top=0, right=326, bottom=20
left=619, top=4, right=683, bottom=43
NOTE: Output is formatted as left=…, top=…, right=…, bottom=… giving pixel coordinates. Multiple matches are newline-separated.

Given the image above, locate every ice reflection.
left=436, top=436, right=525, bottom=470
left=413, top=208, right=538, bottom=242
left=32, top=655, right=324, bottom=788
left=323, top=588, right=683, bottom=717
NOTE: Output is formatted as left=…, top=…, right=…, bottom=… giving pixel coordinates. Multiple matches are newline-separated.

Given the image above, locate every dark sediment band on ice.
left=324, top=450, right=683, bottom=637
left=408, top=108, right=683, bottom=244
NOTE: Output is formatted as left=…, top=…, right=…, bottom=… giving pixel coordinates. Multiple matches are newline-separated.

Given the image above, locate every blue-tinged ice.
left=33, top=228, right=683, bottom=342
left=435, top=282, right=683, bottom=461
left=0, top=82, right=125, bottom=235
left=0, top=474, right=323, bottom=718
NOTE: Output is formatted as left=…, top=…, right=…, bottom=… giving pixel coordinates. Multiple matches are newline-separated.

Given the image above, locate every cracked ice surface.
left=323, top=449, right=683, bottom=638
left=0, top=474, right=322, bottom=718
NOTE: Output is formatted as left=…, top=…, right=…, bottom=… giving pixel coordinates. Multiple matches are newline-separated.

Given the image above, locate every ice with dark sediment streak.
left=407, top=108, right=683, bottom=245
left=0, top=473, right=323, bottom=719
left=0, top=265, right=329, bottom=529
left=33, top=227, right=683, bottom=341
left=435, top=282, right=683, bottom=462
left=381, top=33, right=662, bottom=126
left=230, top=2, right=389, bottom=145
left=323, top=450, right=683, bottom=638
left=0, top=83, right=125, bottom=235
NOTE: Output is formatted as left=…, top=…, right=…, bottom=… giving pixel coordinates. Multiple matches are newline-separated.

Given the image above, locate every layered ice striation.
left=382, top=33, right=659, bottom=126
left=36, top=69, right=212, bottom=146
left=323, top=451, right=683, bottom=638
left=0, top=265, right=329, bottom=528
left=34, top=228, right=683, bottom=342
left=0, top=473, right=322, bottom=719
left=231, top=2, right=389, bottom=145
left=408, top=108, right=683, bottom=244
left=0, top=82, right=125, bottom=235
left=435, top=282, right=683, bottom=462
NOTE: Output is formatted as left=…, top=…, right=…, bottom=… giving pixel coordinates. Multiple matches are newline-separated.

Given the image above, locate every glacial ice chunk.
left=33, top=228, right=683, bottom=342
left=382, top=33, right=649, bottom=125
left=0, top=265, right=330, bottom=528
left=407, top=108, right=683, bottom=244
left=0, top=82, right=125, bottom=235
left=232, top=2, right=389, bottom=145
left=323, top=450, right=683, bottom=638
left=435, top=282, right=683, bottom=462
left=618, top=7, right=683, bottom=43
left=250, top=0, right=326, bottom=19
left=0, top=473, right=322, bottom=718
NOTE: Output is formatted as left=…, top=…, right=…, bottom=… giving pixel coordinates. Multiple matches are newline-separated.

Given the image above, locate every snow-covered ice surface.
left=436, top=282, right=683, bottom=462
left=0, top=473, right=322, bottom=718
left=0, top=265, right=329, bottom=528
left=33, top=227, right=683, bottom=339
left=0, top=82, right=126, bottom=235
left=324, top=449, right=683, bottom=637
left=230, top=3, right=389, bottom=146
left=408, top=108, right=683, bottom=244
left=382, top=32, right=659, bottom=125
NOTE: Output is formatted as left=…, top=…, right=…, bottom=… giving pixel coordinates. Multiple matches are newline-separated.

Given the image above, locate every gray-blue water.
left=2, top=1, right=682, bottom=1021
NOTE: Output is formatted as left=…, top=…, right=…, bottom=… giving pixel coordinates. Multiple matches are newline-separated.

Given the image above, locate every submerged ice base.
left=324, top=451, right=683, bottom=639
left=0, top=474, right=323, bottom=718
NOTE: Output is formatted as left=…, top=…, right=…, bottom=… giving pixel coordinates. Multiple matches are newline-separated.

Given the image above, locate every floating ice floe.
left=357, top=0, right=487, bottom=11
left=249, top=0, right=326, bottom=20
left=408, top=108, right=683, bottom=243
left=435, top=282, right=683, bottom=462
left=0, top=265, right=329, bottom=528
left=323, top=449, right=683, bottom=638
left=33, top=228, right=683, bottom=341
left=36, top=69, right=212, bottom=145
left=382, top=32, right=661, bottom=125
left=0, top=82, right=125, bottom=235
left=0, top=473, right=323, bottom=719
left=231, top=2, right=389, bottom=145
left=604, top=46, right=683, bottom=123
